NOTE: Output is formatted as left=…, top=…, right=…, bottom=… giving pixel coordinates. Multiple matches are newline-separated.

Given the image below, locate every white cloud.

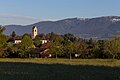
left=0, top=14, right=41, bottom=25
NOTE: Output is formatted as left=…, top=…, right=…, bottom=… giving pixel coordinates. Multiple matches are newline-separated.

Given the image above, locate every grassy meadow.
left=0, top=58, right=120, bottom=80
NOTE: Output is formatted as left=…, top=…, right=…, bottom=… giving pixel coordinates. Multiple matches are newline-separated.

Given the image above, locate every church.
left=32, top=26, right=38, bottom=39
left=31, top=26, right=48, bottom=44
left=8, top=26, right=48, bottom=44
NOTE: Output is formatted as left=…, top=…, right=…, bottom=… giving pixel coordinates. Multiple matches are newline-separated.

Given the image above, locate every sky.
left=0, top=0, right=120, bottom=25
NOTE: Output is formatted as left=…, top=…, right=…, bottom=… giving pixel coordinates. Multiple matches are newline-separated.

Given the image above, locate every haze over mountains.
left=4, top=16, right=120, bottom=39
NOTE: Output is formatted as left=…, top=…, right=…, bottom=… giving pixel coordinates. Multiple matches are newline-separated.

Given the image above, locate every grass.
left=0, top=58, right=120, bottom=80
left=0, top=58, right=120, bottom=67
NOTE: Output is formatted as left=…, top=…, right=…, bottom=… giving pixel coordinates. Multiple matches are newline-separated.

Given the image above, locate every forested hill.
left=4, top=16, right=120, bottom=39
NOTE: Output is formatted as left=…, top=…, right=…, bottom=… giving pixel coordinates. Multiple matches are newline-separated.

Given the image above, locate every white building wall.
left=41, top=40, right=48, bottom=44
left=15, top=40, right=21, bottom=44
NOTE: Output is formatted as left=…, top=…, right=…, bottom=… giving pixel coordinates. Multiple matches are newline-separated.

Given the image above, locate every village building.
left=7, top=37, right=22, bottom=44
left=32, top=26, right=49, bottom=44
left=7, top=26, right=48, bottom=44
left=32, top=26, right=38, bottom=39
left=41, top=40, right=48, bottom=44
left=35, top=42, right=52, bottom=58
left=7, top=26, right=51, bottom=58
left=14, top=39, right=22, bottom=44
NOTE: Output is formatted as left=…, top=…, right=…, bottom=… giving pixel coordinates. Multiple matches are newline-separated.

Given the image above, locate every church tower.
left=32, top=26, right=38, bottom=39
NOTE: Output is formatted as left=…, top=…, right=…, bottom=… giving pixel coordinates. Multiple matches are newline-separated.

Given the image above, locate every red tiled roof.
left=40, top=42, right=52, bottom=49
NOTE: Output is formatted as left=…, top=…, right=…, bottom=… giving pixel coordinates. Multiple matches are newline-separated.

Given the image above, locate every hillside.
left=4, top=16, right=120, bottom=39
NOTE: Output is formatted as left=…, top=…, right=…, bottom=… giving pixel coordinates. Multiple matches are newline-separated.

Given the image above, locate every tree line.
left=0, top=26, right=120, bottom=59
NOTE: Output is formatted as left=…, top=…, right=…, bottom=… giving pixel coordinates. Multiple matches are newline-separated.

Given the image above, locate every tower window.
left=35, top=30, right=36, bottom=32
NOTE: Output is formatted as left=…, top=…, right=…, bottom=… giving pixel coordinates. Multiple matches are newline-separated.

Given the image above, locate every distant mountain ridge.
left=4, top=16, right=120, bottom=39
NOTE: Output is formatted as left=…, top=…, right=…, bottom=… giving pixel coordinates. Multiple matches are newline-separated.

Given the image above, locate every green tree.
left=46, top=32, right=55, bottom=41
left=0, top=25, right=5, bottom=34
left=0, top=34, right=7, bottom=46
left=107, top=37, right=120, bottom=59
left=0, top=27, right=7, bottom=57
left=46, top=32, right=64, bottom=43
left=22, top=33, right=31, bottom=39
left=34, top=35, right=42, bottom=47
left=76, top=43, right=88, bottom=58
left=11, top=31, right=16, bottom=38
left=5, top=45, right=19, bottom=58
left=0, top=26, right=6, bottom=43
left=64, top=33, right=75, bottom=42
left=49, top=42, right=63, bottom=58
left=20, top=35, right=34, bottom=50
left=63, top=42, right=77, bottom=60
left=19, top=35, right=34, bottom=57
left=90, top=39, right=111, bottom=59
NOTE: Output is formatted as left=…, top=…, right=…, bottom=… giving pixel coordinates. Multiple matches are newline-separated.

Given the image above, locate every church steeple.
left=32, top=26, right=38, bottom=39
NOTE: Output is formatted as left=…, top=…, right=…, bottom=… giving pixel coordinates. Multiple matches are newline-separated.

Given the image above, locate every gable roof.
left=32, top=26, right=37, bottom=29
left=40, top=42, right=52, bottom=49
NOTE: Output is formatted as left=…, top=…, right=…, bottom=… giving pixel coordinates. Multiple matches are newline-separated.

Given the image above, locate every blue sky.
left=0, top=0, right=120, bottom=25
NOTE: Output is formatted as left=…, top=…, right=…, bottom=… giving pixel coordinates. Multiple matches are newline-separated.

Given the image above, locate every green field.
left=0, top=58, right=120, bottom=80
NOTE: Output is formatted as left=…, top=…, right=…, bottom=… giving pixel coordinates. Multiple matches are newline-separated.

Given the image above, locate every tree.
left=49, top=42, right=63, bottom=58
left=107, top=37, right=120, bottom=59
left=11, top=31, right=16, bottom=38
left=46, top=32, right=55, bottom=41
left=20, top=35, right=34, bottom=50
left=22, top=33, right=31, bottom=39
left=0, top=34, right=7, bottom=46
left=0, top=25, right=5, bottom=34
left=63, top=42, right=77, bottom=59
left=46, top=32, right=64, bottom=43
left=64, top=33, right=75, bottom=42
left=0, top=28, right=7, bottom=57
left=61, top=38, right=81, bottom=59
left=34, top=35, right=42, bottom=47
left=5, top=46, right=19, bottom=58
left=76, top=43, right=88, bottom=58
left=0, top=26, right=6, bottom=45
left=88, top=39, right=111, bottom=59
left=0, top=34, right=7, bottom=58
left=19, top=35, right=34, bottom=57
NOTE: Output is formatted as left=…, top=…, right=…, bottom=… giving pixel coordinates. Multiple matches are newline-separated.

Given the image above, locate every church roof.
left=32, top=26, right=37, bottom=29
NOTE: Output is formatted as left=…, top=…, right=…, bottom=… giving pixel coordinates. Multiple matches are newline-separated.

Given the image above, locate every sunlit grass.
left=0, top=58, right=120, bottom=67
left=0, top=58, right=120, bottom=80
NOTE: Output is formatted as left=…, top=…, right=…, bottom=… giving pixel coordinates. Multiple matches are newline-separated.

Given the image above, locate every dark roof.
left=35, top=42, right=52, bottom=53
left=39, top=35, right=46, bottom=40
left=32, top=26, right=37, bottom=29
left=7, top=36, right=22, bottom=43
left=40, top=42, right=52, bottom=49
left=14, top=36, right=22, bottom=40
left=7, top=38, right=15, bottom=43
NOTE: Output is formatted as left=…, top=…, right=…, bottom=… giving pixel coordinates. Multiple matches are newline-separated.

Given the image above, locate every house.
left=35, top=42, right=52, bottom=58
left=14, top=39, right=22, bottom=44
left=38, top=33, right=49, bottom=44
left=7, top=37, right=22, bottom=44
left=41, top=40, right=48, bottom=44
